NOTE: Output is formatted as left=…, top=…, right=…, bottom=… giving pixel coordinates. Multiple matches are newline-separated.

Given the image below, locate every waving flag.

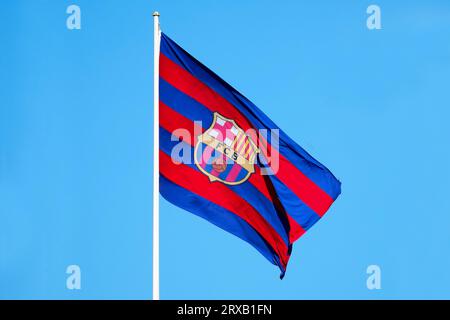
left=158, top=33, right=341, bottom=278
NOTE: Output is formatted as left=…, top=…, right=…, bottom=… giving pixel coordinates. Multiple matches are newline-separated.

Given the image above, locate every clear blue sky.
left=1, top=0, right=450, bottom=299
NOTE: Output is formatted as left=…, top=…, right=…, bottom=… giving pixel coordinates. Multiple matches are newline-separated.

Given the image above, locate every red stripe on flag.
left=160, top=151, right=290, bottom=267
left=160, top=54, right=334, bottom=217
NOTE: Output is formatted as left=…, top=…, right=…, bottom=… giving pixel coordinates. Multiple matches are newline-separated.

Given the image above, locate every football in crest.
left=212, top=158, right=227, bottom=173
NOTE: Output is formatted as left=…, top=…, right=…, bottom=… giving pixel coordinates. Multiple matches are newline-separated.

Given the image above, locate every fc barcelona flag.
left=158, top=33, right=341, bottom=278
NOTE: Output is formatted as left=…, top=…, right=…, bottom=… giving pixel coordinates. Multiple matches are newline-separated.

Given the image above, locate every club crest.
left=194, top=112, right=259, bottom=185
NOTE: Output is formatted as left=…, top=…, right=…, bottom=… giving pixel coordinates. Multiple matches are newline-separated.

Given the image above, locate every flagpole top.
left=153, top=11, right=160, bottom=17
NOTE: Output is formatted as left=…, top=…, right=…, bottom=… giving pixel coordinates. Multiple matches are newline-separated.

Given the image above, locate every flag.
left=158, top=33, right=341, bottom=278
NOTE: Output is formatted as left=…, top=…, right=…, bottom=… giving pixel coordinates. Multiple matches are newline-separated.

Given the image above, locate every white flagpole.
left=152, top=11, right=161, bottom=301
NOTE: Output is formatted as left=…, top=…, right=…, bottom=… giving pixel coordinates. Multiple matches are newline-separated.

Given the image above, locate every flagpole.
left=152, top=11, right=161, bottom=301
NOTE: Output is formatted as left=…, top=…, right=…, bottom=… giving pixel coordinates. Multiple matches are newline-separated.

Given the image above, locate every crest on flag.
left=194, top=112, right=259, bottom=185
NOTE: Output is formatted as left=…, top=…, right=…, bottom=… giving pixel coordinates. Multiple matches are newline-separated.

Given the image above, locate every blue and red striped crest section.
left=159, top=33, right=342, bottom=278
